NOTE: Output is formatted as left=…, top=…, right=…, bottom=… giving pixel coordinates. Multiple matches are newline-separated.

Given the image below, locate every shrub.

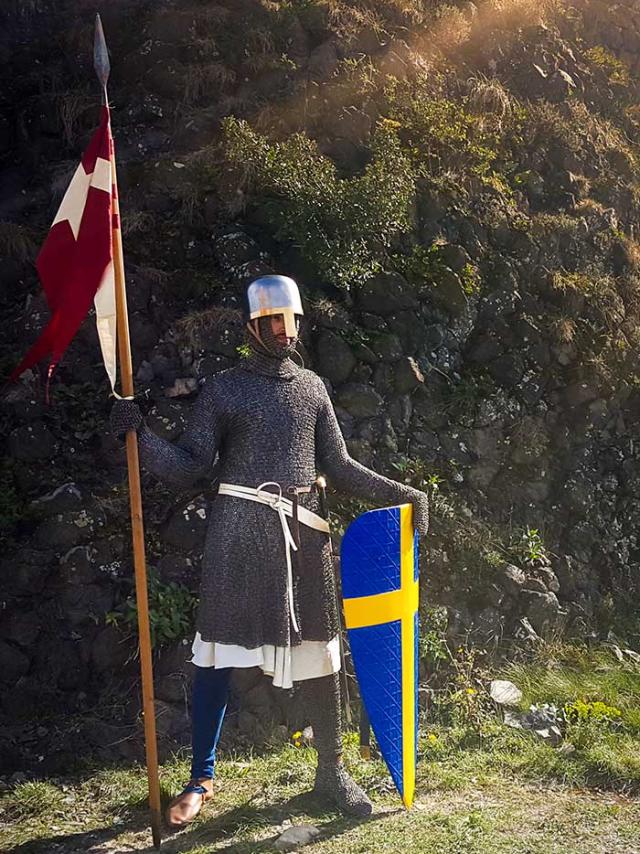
left=509, top=526, right=550, bottom=568
left=585, top=46, right=630, bottom=86
left=223, top=117, right=415, bottom=289
left=383, top=79, right=526, bottom=190
left=107, top=572, right=197, bottom=649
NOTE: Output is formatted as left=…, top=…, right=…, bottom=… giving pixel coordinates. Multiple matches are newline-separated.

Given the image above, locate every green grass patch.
left=2, top=647, right=639, bottom=852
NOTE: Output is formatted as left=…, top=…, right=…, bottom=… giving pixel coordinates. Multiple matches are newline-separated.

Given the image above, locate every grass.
left=2, top=742, right=639, bottom=853
left=2, top=645, right=639, bottom=853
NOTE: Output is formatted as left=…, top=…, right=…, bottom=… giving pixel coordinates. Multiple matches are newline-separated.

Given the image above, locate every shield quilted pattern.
left=341, top=505, right=420, bottom=809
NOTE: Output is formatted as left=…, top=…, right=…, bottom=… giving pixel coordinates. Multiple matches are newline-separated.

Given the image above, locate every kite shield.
left=340, top=504, right=419, bottom=809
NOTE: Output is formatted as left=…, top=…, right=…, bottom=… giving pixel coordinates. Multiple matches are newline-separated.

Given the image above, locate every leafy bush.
left=107, top=572, right=197, bottom=648
left=564, top=698, right=622, bottom=725
left=585, top=46, right=630, bottom=86
left=510, top=526, right=550, bottom=568
left=223, top=117, right=415, bottom=289
left=396, top=243, right=480, bottom=295
left=420, top=604, right=449, bottom=670
left=384, top=80, right=526, bottom=190
left=564, top=698, right=624, bottom=750
left=386, top=87, right=499, bottom=178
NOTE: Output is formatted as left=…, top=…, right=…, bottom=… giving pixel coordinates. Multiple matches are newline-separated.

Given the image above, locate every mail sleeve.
left=137, top=376, right=222, bottom=489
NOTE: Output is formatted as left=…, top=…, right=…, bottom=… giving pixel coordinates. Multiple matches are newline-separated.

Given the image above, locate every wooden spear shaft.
left=95, top=15, right=162, bottom=848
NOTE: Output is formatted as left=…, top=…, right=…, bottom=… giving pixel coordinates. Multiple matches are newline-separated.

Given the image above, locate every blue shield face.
left=341, top=504, right=420, bottom=810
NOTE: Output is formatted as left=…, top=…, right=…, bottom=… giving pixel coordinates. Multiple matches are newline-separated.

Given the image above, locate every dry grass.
left=0, top=221, right=38, bottom=263
left=568, top=101, right=637, bottom=174
left=175, top=306, right=243, bottom=351
left=480, top=0, right=562, bottom=30
left=619, top=238, right=640, bottom=270
left=121, top=211, right=156, bottom=238
left=553, top=316, right=577, bottom=344
left=466, top=75, right=515, bottom=128
left=183, top=63, right=236, bottom=105
left=133, top=265, right=170, bottom=285
left=55, top=89, right=95, bottom=146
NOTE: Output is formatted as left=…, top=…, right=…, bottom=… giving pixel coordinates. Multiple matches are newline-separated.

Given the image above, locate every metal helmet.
left=246, top=275, right=303, bottom=339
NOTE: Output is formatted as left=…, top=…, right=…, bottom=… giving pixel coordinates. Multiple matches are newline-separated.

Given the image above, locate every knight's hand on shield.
left=411, top=492, right=429, bottom=537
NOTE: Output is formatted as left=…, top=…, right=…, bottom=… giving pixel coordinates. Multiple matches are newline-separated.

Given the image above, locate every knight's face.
left=269, top=313, right=300, bottom=347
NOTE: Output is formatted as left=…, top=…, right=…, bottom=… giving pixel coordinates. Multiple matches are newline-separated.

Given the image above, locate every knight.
left=110, top=275, right=429, bottom=828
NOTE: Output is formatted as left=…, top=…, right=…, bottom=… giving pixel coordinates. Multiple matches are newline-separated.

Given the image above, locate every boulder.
left=91, top=625, right=132, bottom=672
left=0, top=640, right=30, bottom=684
left=490, top=680, right=523, bottom=706
left=314, top=330, right=356, bottom=385
left=4, top=548, right=54, bottom=594
left=372, top=363, right=395, bottom=397
left=389, top=311, right=425, bottom=354
left=59, top=583, right=114, bottom=626
left=308, top=40, right=339, bottom=77
left=532, top=566, right=560, bottom=594
left=388, top=395, right=412, bottom=434
left=31, top=482, right=84, bottom=516
left=422, top=323, right=446, bottom=351
left=345, top=439, right=373, bottom=466
left=33, top=506, right=107, bottom=551
left=156, top=671, right=189, bottom=704
left=369, top=332, right=403, bottom=362
left=521, top=590, right=563, bottom=637
left=8, top=422, right=57, bottom=461
left=358, top=416, right=397, bottom=451
left=214, top=230, right=262, bottom=278
left=156, top=554, right=197, bottom=587
left=357, top=272, right=417, bottom=315
left=129, top=313, right=159, bottom=354
left=163, top=496, right=209, bottom=553
left=59, top=545, right=104, bottom=586
left=334, top=407, right=355, bottom=439
left=336, top=384, right=384, bottom=418
left=346, top=342, right=375, bottom=367
left=394, top=357, right=425, bottom=394
left=474, top=607, right=503, bottom=636
left=429, top=269, right=468, bottom=316
left=523, top=578, right=548, bottom=594
left=436, top=243, right=471, bottom=273
left=0, top=611, right=40, bottom=647
left=489, top=355, right=525, bottom=388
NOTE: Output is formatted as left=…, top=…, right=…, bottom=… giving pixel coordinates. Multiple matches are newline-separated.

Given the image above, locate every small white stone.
left=490, top=680, right=523, bottom=706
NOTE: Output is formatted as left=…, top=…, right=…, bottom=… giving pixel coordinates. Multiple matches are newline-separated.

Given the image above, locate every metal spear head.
left=94, top=13, right=111, bottom=89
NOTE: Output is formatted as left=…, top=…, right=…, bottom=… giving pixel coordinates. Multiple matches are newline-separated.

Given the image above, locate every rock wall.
left=2, top=0, right=640, bottom=775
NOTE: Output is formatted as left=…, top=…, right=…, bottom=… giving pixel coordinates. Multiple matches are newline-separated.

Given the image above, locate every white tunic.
left=190, top=632, right=341, bottom=690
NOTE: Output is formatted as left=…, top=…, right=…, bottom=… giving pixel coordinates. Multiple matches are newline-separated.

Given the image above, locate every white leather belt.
left=218, top=482, right=330, bottom=634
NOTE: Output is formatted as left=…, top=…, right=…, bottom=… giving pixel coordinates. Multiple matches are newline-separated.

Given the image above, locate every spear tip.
left=94, top=13, right=111, bottom=89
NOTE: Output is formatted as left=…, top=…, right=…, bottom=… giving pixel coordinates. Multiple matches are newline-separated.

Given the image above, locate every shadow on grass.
left=163, top=794, right=396, bottom=853
left=6, top=795, right=152, bottom=854
left=6, top=791, right=396, bottom=854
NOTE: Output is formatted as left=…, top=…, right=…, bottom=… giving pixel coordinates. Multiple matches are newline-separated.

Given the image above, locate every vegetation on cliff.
left=1, top=0, right=640, bottom=789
